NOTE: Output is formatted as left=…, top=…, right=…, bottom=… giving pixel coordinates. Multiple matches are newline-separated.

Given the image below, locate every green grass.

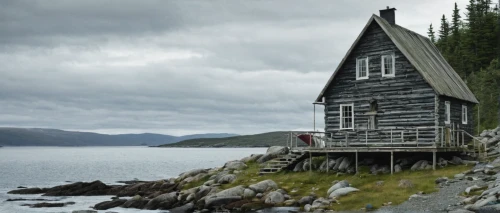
left=221, top=160, right=472, bottom=211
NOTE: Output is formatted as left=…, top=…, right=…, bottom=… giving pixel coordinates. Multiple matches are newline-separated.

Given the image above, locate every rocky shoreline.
left=6, top=127, right=500, bottom=213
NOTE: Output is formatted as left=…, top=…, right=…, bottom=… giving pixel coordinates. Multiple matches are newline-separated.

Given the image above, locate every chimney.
left=379, top=6, right=396, bottom=25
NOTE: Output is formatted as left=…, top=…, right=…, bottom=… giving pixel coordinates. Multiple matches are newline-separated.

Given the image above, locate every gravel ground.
left=373, top=178, right=484, bottom=213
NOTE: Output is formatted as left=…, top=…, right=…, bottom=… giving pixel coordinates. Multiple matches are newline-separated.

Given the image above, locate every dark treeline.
left=428, top=0, right=500, bottom=133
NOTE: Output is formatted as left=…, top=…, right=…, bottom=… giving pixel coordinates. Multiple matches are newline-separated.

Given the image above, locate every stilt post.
left=390, top=151, right=394, bottom=175
left=355, top=151, right=358, bottom=174
left=432, top=151, right=436, bottom=170
left=326, top=153, right=329, bottom=173
left=309, top=151, right=312, bottom=173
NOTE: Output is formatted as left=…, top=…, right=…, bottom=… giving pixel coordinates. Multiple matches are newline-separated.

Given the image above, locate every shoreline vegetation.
left=6, top=127, right=500, bottom=212
left=4, top=147, right=498, bottom=212
left=158, top=131, right=304, bottom=148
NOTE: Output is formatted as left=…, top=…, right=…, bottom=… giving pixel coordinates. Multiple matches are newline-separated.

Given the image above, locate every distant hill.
left=0, top=128, right=237, bottom=146
left=159, top=131, right=304, bottom=147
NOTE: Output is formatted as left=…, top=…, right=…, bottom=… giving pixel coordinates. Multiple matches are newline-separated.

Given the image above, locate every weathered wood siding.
left=437, top=96, right=474, bottom=135
left=323, top=22, right=436, bottom=143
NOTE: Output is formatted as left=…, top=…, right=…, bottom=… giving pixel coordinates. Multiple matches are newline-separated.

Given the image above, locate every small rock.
left=454, top=173, right=465, bottom=180
left=304, top=204, right=312, bottom=212
left=398, top=179, right=414, bottom=188
left=298, top=196, right=314, bottom=205
left=435, top=177, right=448, bottom=184
left=264, top=191, right=285, bottom=204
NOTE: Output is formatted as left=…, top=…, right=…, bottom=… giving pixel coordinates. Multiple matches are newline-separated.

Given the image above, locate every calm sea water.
left=0, top=147, right=267, bottom=213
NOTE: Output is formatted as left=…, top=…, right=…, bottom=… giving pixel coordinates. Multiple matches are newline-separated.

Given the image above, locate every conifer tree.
left=427, top=24, right=436, bottom=43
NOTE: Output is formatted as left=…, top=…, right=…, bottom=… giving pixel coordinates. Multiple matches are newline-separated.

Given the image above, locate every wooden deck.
left=292, top=146, right=464, bottom=154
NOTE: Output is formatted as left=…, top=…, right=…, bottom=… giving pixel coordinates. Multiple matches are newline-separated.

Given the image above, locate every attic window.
left=356, top=57, right=369, bottom=80
left=381, top=54, right=395, bottom=77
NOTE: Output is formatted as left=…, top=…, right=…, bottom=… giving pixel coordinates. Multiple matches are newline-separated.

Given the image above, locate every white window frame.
left=356, top=57, right=369, bottom=80
left=462, top=105, right=467, bottom=124
left=445, top=101, right=451, bottom=124
left=339, top=103, right=354, bottom=130
left=381, top=54, right=395, bottom=77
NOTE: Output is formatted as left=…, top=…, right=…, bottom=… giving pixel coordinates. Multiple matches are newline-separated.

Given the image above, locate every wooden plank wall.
left=437, top=96, right=475, bottom=137
left=323, top=22, right=437, bottom=144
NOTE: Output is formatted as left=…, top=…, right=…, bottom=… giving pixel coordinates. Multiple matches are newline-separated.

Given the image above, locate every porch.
left=271, top=126, right=487, bottom=175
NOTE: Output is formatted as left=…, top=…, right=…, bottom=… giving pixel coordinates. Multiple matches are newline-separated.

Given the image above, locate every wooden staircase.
left=259, top=153, right=306, bottom=174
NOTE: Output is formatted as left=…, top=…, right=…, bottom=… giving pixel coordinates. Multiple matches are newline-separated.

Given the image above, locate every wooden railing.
left=286, top=126, right=486, bottom=154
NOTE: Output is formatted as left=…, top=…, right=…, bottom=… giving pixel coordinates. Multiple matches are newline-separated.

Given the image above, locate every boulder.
left=249, top=180, right=278, bottom=193
left=311, top=197, right=331, bottom=209
left=144, top=192, right=178, bottom=210
left=217, top=174, right=237, bottom=184
left=224, top=161, right=247, bottom=170
left=327, top=180, right=349, bottom=195
left=327, top=159, right=336, bottom=170
left=419, top=161, right=429, bottom=170
left=178, top=169, right=208, bottom=181
left=338, top=157, right=352, bottom=171
left=303, top=158, right=314, bottom=171
left=205, top=196, right=242, bottom=208
left=243, top=188, right=256, bottom=199
left=72, top=211, right=98, bottom=213
left=266, top=146, right=289, bottom=154
left=455, top=173, right=465, bottom=180
left=93, top=199, right=126, bottom=210
left=451, top=156, right=464, bottom=165
left=328, top=187, right=359, bottom=198
left=394, top=164, right=402, bottom=173
left=304, top=204, right=312, bottom=212
left=318, top=160, right=328, bottom=172
left=7, top=187, right=46, bottom=194
left=122, top=195, right=149, bottom=209
left=293, top=160, right=305, bottom=172
left=477, top=203, right=500, bottom=212
left=284, top=199, right=297, bottom=206
left=257, top=146, right=289, bottom=163
left=370, top=164, right=379, bottom=174
left=465, top=185, right=484, bottom=194
left=461, top=196, right=479, bottom=205
left=169, top=202, right=195, bottom=213
left=298, top=196, right=314, bottom=205
left=438, top=158, right=448, bottom=167
left=435, top=177, right=448, bottom=184
left=240, top=154, right=263, bottom=163
left=469, top=195, right=498, bottom=210
left=398, top=179, right=414, bottom=188
left=411, top=160, right=426, bottom=171
left=214, top=185, right=245, bottom=197
left=264, top=191, right=285, bottom=204
left=332, top=157, right=345, bottom=171
left=195, top=185, right=212, bottom=200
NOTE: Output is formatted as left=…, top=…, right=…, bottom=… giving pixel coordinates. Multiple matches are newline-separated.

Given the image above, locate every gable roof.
left=315, top=15, right=479, bottom=104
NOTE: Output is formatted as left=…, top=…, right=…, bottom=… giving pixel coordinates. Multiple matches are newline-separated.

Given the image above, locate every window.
left=340, top=104, right=354, bottom=129
left=356, top=57, right=369, bottom=80
left=381, top=54, right=395, bottom=77
left=445, top=101, right=450, bottom=124
left=462, top=105, right=467, bottom=124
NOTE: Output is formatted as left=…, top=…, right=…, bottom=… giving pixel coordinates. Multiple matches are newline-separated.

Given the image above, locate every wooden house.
left=314, top=8, right=479, bottom=146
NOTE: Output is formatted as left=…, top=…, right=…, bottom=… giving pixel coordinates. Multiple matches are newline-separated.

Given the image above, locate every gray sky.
left=0, top=0, right=469, bottom=136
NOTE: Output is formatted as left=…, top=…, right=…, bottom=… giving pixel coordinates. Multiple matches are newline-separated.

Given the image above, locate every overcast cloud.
left=0, top=0, right=469, bottom=136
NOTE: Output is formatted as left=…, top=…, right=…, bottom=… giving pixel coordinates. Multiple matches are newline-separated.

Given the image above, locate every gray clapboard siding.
left=323, top=21, right=437, bottom=143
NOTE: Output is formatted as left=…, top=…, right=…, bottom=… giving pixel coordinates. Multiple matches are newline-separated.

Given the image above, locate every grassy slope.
left=160, top=131, right=291, bottom=147
left=188, top=161, right=473, bottom=211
